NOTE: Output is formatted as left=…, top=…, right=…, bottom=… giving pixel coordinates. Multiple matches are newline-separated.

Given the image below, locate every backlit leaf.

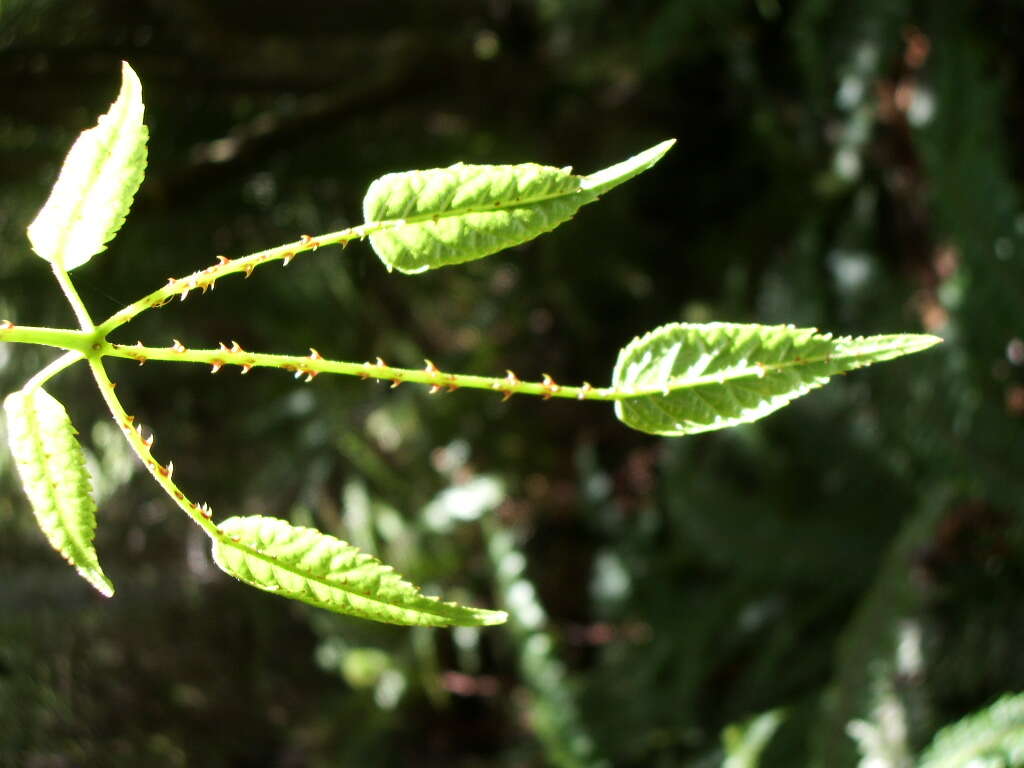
left=612, top=323, right=941, bottom=436
left=212, top=515, right=507, bottom=627
left=27, top=61, right=148, bottom=272
left=4, top=387, right=114, bottom=596
left=363, top=139, right=674, bottom=273
left=917, top=692, right=1024, bottom=768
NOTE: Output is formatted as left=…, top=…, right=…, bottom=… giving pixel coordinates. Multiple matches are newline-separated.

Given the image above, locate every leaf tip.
left=88, top=572, right=115, bottom=598
left=580, top=137, right=677, bottom=195
left=653, top=137, right=677, bottom=155
left=476, top=609, right=509, bottom=626
left=120, top=60, right=140, bottom=85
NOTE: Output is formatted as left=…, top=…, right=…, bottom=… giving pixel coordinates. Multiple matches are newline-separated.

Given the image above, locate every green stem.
left=87, top=357, right=224, bottom=540
left=99, top=339, right=618, bottom=401
left=24, top=351, right=86, bottom=390
left=0, top=323, right=97, bottom=354
left=95, top=222, right=394, bottom=337
left=52, top=266, right=95, bottom=331
left=97, top=338, right=889, bottom=402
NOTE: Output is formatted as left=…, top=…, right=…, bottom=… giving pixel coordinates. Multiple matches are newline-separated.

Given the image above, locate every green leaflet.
left=212, top=515, right=507, bottom=627
left=3, top=387, right=114, bottom=597
left=612, top=323, right=941, bottom=436
left=722, top=709, right=786, bottom=768
left=917, top=693, right=1024, bottom=768
left=362, top=139, right=675, bottom=274
left=27, top=61, right=148, bottom=272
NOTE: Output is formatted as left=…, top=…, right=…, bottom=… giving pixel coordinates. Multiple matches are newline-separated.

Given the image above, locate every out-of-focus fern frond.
left=485, top=520, right=608, bottom=768
left=813, top=493, right=949, bottom=766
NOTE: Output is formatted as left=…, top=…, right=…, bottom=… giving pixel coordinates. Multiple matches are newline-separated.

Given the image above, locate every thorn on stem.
left=210, top=360, right=224, bottom=374
left=241, top=363, right=253, bottom=375
left=171, top=339, right=186, bottom=353
left=390, top=379, right=402, bottom=389
left=216, top=255, right=231, bottom=265
left=282, top=252, right=295, bottom=266
left=541, top=373, right=560, bottom=400
left=243, top=263, right=255, bottom=278
left=231, top=341, right=244, bottom=353
left=578, top=382, right=594, bottom=400
left=300, top=234, right=320, bottom=250
left=0, top=320, right=13, bottom=330
left=308, top=348, right=322, bottom=360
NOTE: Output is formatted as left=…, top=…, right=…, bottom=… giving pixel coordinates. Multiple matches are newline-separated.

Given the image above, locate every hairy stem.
left=95, top=221, right=397, bottom=337
left=52, top=266, right=95, bottom=331
left=87, top=357, right=223, bottom=540
left=24, top=351, right=86, bottom=390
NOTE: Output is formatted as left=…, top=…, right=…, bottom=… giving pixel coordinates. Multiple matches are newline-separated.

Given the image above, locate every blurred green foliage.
left=1, top=1, right=1023, bottom=766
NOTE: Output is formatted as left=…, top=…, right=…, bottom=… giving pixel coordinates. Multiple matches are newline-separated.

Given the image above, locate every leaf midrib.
left=617, top=349, right=872, bottom=400
left=367, top=181, right=589, bottom=229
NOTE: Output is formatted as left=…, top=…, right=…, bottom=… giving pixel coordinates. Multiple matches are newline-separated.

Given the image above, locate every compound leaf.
left=212, top=515, right=507, bottom=627
left=3, top=386, right=113, bottom=597
left=27, top=61, right=147, bottom=272
left=612, top=323, right=941, bottom=436
left=363, top=139, right=674, bottom=274
left=917, top=693, right=1024, bottom=768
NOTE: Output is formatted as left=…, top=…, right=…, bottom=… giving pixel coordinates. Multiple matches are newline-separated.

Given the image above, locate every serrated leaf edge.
left=363, top=164, right=583, bottom=229
left=27, top=61, right=147, bottom=271
left=3, top=388, right=114, bottom=597
left=363, top=139, right=675, bottom=229
left=213, top=516, right=506, bottom=627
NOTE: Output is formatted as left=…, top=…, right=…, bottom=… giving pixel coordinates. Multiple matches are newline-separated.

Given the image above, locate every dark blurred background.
left=2, top=1, right=1023, bottom=766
